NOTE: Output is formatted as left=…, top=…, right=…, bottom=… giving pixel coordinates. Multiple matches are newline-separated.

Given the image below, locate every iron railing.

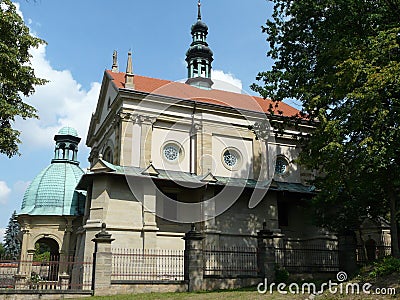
left=203, top=246, right=258, bottom=277
left=275, top=241, right=339, bottom=273
left=0, top=255, right=93, bottom=290
left=356, top=244, right=392, bottom=265
left=111, top=248, right=184, bottom=281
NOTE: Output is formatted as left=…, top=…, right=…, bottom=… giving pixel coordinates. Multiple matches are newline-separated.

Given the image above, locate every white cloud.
left=15, top=44, right=100, bottom=150
left=211, top=70, right=243, bottom=94
left=0, top=182, right=11, bottom=205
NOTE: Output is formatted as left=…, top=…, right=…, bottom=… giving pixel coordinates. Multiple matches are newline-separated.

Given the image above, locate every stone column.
left=59, top=218, right=73, bottom=275
left=257, top=223, right=276, bottom=282
left=139, top=116, right=156, bottom=168
left=142, top=184, right=158, bottom=249
left=202, top=187, right=220, bottom=249
left=338, top=231, right=358, bottom=276
left=92, top=223, right=115, bottom=296
left=183, top=224, right=204, bottom=292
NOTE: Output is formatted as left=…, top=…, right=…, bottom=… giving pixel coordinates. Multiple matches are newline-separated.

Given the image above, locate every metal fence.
left=111, top=248, right=184, bottom=281
left=275, top=240, right=339, bottom=273
left=203, top=246, right=258, bottom=277
left=0, top=256, right=93, bottom=290
left=356, top=244, right=392, bottom=265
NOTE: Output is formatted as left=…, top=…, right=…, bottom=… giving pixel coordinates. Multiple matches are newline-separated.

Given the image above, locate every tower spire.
left=197, top=0, right=201, bottom=20
left=185, top=1, right=214, bottom=89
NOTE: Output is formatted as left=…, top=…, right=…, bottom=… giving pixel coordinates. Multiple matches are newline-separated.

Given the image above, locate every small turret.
left=52, top=127, right=81, bottom=164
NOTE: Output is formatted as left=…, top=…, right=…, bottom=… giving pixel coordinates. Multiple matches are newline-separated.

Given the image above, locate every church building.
left=18, top=1, right=336, bottom=271
left=73, top=1, right=322, bottom=260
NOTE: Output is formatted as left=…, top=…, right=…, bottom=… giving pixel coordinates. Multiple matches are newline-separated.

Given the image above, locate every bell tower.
left=185, top=0, right=214, bottom=89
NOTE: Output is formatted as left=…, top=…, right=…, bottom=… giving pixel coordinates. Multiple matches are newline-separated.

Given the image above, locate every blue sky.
left=0, top=0, right=279, bottom=237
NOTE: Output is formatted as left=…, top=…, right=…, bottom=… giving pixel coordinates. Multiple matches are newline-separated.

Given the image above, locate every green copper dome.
left=58, top=127, right=78, bottom=137
left=20, top=127, right=85, bottom=216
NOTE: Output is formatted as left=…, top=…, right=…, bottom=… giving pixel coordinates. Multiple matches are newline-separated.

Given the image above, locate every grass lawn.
left=86, top=287, right=398, bottom=300
left=85, top=260, right=400, bottom=300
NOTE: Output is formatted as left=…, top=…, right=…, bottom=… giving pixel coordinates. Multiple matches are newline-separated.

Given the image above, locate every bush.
left=368, top=256, right=400, bottom=278
left=275, top=266, right=289, bottom=283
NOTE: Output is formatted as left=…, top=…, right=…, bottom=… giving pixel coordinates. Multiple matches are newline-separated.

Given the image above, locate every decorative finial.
left=111, top=50, right=118, bottom=73
left=197, top=0, right=202, bottom=20
left=125, top=51, right=135, bottom=88
left=126, top=51, right=133, bottom=74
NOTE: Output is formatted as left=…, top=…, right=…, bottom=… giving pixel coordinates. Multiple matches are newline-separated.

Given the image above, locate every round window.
left=275, top=156, right=289, bottom=175
left=222, top=148, right=242, bottom=170
left=163, top=144, right=180, bottom=162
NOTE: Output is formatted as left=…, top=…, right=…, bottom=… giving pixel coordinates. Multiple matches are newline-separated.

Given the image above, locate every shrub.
left=275, top=266, right=289, bottom=283
left=368, top=256, right=400, bottom=278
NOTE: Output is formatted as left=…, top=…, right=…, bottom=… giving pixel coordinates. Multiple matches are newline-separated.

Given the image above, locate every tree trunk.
left=389, top=188, right=400, bottom=258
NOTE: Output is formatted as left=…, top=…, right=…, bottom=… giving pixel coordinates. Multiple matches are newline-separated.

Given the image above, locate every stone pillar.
left=338, top=231, right=358, bottom=276
left=139, top=116, right=155, bottom=168
left=183, top=224, right=204, bottom=292
left=142, top=184, right=158, bottom=249
left=14, top=274, right=27, bottom=290
left=92, top=223, right=115, bottom=296
left=59, top=218, right=73, bottom=274
left=202, top=187, right=220, bottom=249
left=257, top=223, right=276, bottom=282
left=59, top=273, right=70, bottom=290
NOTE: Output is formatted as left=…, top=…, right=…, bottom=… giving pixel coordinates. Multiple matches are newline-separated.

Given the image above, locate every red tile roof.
left=107, top=70, right=300, bottom=117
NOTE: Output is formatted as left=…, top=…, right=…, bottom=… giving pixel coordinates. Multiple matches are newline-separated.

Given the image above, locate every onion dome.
left=191, top=20, right=208, bottom=34
left=20, top=127, right=85, bottom=216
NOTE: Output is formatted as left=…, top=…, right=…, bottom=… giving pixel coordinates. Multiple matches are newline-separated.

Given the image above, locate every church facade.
left=73, top=2, right=326, bottom=261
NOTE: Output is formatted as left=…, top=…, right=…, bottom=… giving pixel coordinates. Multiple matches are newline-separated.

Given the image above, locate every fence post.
left=59, top=273, right=70, bottom=290
left=338, top=231, right=357, bottom=276
left=183, top=224, right=204, bottom=292
left=92, top=223, right=115, bottom=295
left=257, top=222, right=276, bottom=283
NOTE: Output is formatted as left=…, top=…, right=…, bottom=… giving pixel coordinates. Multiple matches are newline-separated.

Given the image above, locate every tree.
left=0, top=242, right=5, bottom=257
left=0, top=0, right=47, bottom=157
left=3, top=210, right=21, bottom=259
left=252, top=0, right=400, bottom=256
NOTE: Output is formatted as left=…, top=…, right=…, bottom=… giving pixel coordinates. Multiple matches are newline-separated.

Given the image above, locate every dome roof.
left=20, top=159, right=85, bottom=216
left=58, top=127, right=78, bottom=137
left=186, top=44, right=214, bottom=58
left=191, top=20, right=208, bottom=33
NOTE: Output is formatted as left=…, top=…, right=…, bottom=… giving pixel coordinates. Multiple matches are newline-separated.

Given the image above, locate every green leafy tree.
left=0, top=242, right=5, bottom=257
left=0, top=0, right=47, bottom=157
left=252, top=0, right=400, bottom=256
left=3, top=210, right=21, bottom=259
left=33, top=242, right=50, bottom=262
